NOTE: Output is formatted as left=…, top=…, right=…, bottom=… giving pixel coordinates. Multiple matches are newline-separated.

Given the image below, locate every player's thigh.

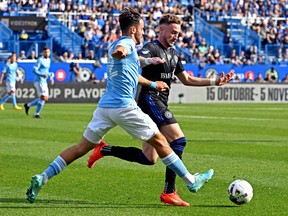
left=84, top=108, right=116, bottom=144
left=6, top=82, right=15, bottom=93
left=160, top=123, right=185, bottom=143
left=139, top=94, right=177, bottom=126
left=34, top=82, right=48, bottom=97
left=111, top=104, right=159, bottom=141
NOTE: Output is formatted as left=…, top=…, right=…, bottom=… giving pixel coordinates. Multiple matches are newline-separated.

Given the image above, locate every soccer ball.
left=228, top=179, right=253, bottom=205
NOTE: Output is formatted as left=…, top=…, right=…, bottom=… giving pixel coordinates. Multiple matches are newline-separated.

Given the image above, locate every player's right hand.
left=155, top=81, right=170, bottom=92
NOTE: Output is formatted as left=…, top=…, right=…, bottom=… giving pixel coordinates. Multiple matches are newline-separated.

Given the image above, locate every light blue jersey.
left=98, top=36, right=140, bottom=108
left=2, top=61, right=18, bottom=84
left=33, top=56, right=51, bottom=83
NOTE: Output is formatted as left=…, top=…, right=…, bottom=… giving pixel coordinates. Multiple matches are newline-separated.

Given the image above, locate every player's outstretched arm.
left=139, top=57, right=165, bottom=68
left=216, top=69, right=235, bottom=86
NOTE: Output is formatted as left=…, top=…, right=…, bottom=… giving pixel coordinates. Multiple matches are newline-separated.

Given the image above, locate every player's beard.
left=135, top=35, right=142, bottom=45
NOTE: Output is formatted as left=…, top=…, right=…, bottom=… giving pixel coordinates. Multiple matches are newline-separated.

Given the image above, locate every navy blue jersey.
left=137, top=40, right=184, bottom=126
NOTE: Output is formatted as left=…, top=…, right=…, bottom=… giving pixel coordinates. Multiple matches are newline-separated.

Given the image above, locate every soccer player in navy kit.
left=87, top=14, right=234, bottom=206
left=0, top=53, right=22, bottom=111
left=26, top=7, right=213, bottom=204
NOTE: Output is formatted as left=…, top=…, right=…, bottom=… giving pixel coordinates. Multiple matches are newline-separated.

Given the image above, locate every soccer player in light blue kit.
left=24, top=46, right=54, bottom=118
left=26, top=7, right=213, bottom=203
left=0, top=53, right=22, bottom=111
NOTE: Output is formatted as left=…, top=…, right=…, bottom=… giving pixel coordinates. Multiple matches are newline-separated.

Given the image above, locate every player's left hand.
left=216, top=70, right=235, bottom=86
left=50, top=79, right=54, bottom=85
left=155, top=81, right=170, bottom=92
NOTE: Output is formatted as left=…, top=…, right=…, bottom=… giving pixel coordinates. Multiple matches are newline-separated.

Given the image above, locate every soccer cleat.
left=14, top=105, right=22, bottom=110
left=87, top=141, right=108, bottom=168
left=33, top=114, right=41, bottom=119
left=188, top=169, right=214, bottom=193
left=0, top=104, right=4, bottom=110
left=24, top=103, right=29, bottom=115
left=26, top=174, right=44, bottom=203
left=160, top=191, right=190, bottom=206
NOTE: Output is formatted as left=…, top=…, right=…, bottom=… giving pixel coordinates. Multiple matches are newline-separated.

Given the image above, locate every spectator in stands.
left=246, top=45, right=257, bottom=64
left=78, top=22, right=86, bottom=38
left=227, top=49, right=237, bottom=62
left=100, top=52, right=108, bottom=64
left=215, top=55, right=224, bottom=65
left=70, top=62, right=82, bottom=82
left=179, top=53, right=188, bottom=64
left=194, top=32, right=202, bottom=46
left=19, top=50, right=27, bottom=60
left=231, top=55, right=243, bottom=66
left=68, top=51, right=75, bottom=60
left=265, top=67, right=278, bottom=82
left=223, top=32, right=232, bottom=44
left=86, top=50, right=96, bottom=60
left=279, top=54, right=288, bottom=66
left=232, top=75, right=241, bottom=83
left=28, top=51, right=38, bottom=60
left=254, top=73, right=265, bottom=83
left=60, top=51, right=69, bottom=62
left=198, top=38, right=208, bottom=56
left=195, top=51, right=206, bottom=68
left=76, top=53, right=84, bottom=60
left=84, top=25, right=94, bottom=42
left=89, top=72, right=105, bottom=84
left=205, top=46, right=216, bottom=64
left=256, top=55, right=266, bottom=64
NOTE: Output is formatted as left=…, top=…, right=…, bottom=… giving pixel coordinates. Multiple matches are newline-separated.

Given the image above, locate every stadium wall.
left=0, top=83, right=287, bottom=104
left=0, top=61, right=287, bottom=83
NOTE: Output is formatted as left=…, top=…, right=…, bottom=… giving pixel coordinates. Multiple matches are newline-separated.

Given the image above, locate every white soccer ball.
left=228, top=179, right=253, bottom=205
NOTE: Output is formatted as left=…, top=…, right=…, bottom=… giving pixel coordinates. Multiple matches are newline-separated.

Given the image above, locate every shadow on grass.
left=0, top=198, right=238, bottom=208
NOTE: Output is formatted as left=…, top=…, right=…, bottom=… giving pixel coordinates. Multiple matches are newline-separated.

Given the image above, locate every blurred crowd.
left=2, top=0, right=288, bottom=66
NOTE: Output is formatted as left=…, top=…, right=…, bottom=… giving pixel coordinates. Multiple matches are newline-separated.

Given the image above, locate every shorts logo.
left=164, top=111, right=173, bottom=119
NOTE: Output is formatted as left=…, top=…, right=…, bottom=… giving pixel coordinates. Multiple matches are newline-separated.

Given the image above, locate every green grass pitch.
left=0, top=103, right=287, bottom=216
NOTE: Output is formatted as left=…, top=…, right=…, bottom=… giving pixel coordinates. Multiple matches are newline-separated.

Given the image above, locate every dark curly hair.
left=119, top=6, right=142, bottom=33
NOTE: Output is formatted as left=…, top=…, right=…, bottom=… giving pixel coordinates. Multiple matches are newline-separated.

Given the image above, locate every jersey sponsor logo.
left=161, top=73, right=172, bottom=79
left=140, top=49, right=150, bottom=55
left=164, top=111, right=173, bottom=119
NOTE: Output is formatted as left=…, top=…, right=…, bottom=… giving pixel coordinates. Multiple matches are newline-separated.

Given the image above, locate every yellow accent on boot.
left=0, top=104, right=5, bottom=110
left=14, top=105, right=22, bottom=110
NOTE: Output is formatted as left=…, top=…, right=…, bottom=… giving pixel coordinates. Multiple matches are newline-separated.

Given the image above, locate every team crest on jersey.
left=164, top=111, right=173, bottom=119
left=173, top=55, right=178, bottom=63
